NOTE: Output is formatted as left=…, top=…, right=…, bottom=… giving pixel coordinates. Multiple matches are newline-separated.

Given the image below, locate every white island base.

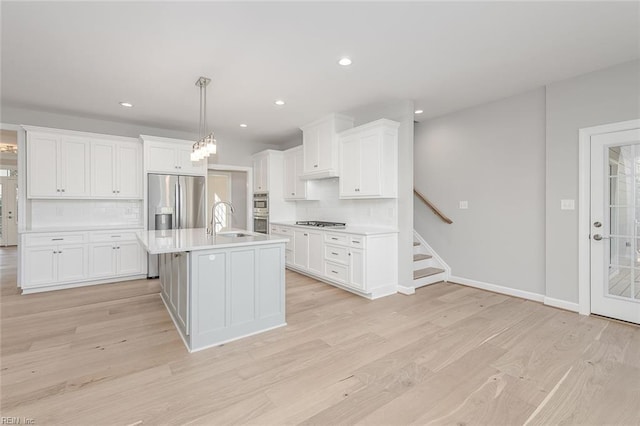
left=140, top=229, right=287, bottom=352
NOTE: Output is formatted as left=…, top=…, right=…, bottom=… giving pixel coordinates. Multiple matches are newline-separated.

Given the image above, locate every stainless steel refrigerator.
left=147, top=173, right=206, bottom=278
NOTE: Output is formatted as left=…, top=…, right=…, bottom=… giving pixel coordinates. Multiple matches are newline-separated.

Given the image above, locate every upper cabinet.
left=27, top=131, right=90, bottom=198
left=253, top=151, right=269, bottom=192
left=338, top=119, right=399, bottom=199
left=142, top=135, right=207, bottom=176
left=283, top=146, right=318, bottom=200
left=25, top=127, right=142, bottom=199
left=300, top=114, right=354, bottom=179
left=91, top=139, right=142, bottom=198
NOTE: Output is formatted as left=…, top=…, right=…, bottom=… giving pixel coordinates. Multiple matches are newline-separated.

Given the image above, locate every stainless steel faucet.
left=209, top=201, right=235, bottom=236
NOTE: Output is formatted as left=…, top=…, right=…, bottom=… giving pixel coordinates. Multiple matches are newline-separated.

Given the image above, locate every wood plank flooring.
left=1, top=246, right=639, bottom=425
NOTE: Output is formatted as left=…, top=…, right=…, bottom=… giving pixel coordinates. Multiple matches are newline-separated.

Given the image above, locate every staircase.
left=398, top=231, right=449, bottom=295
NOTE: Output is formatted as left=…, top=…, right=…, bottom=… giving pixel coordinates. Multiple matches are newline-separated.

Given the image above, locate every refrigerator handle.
left=175, top=181, right=180, bottom=229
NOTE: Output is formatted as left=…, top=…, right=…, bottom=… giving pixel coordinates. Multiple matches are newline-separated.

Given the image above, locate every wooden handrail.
left=414, top=188, right=453, bottom=224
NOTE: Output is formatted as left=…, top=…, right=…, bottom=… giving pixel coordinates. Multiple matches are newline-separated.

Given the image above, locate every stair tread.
left=414, top=267, right=445, bottom=280
left=413, top=242, right=420, bottom=246
left=413, top=253, right=432, bottom=261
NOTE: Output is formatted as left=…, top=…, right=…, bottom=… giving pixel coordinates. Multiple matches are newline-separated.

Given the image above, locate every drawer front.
left=324, top=244, right=348, bottom=264
left=270, top=225, right=280, bottom=234
left=24, top=232, right=87, bottom=247
left=325, top=233, right=348, bottom=245
left=278, top=226, right=293, bottom=235
left=90, top=231, right=139, bottom=242
left=349, top=235, right=366, bottom=248
left=325, top=261, right=348, bottom=284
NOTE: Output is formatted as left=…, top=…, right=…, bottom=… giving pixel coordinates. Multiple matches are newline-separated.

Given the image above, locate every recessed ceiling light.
left=239, top=123, right=248, bottom=128
left=274, top=100, right=285, bottom=106
left=119, top=102, right=133, bottom=108
left=414, top=109, right=424, bottom=114
left=338, top=57, right=352, bottom=66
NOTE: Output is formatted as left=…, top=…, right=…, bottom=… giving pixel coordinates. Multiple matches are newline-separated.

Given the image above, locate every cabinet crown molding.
left=337, top=119, right=400, bottom=137
left=139, top=134, right=194, bottom=146
left=299, top=113, right=355, bottom=131
left=22, top=125, right=138, bottom=144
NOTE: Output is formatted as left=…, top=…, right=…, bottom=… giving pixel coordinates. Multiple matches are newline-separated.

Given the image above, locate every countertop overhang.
left=270, top=221, right=398, bottom=235
left=137, top=228, right=288, bottom=254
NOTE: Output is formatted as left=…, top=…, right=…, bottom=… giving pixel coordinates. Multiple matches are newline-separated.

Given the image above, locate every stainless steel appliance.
left=147, top=173, right=206, bottom=277
left=253, top=192, right=269, bottom=234
left=295, top=221, right=346, bottom=229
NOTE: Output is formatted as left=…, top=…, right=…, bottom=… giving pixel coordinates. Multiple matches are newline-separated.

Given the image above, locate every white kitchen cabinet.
left=253, top=152, right=269, bottom=192
left=338, top=119, right=399, bottom=199
left=293, top=229, right=309, bottom=270
left=308, top=231, right=323, bottom=276
left=143, top=136, right=206, bottom=176
left=274, top=223, right=398, bottom=299
left=300, top=114, right=354, bottom=179
left=91, top=140, right=142, bottom=198
left=23, top=243, right=87, bottom=288
left=283, top=146, right=319, bottom=200
left=27, top=132, right=90, bottom=198
left=21, top=229, right=146, bottom=293
left=88, top=240, right=143, bottom=278
left=271, top=225, right=294, bottom=265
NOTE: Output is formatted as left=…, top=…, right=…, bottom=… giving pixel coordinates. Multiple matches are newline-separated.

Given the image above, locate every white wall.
left=1, top=105, right=277, bottom=166
left=546, top=59, right=640, bottom=303
left=414, top=88, right=546, bottom=295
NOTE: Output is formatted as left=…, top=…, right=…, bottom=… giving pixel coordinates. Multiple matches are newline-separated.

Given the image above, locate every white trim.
left=413, top=230, right=451, bottom=280
left=449, top=275, right=545, bottom=303
left=543, top=296, right=580, bottom=313
left=188, top=323, right=287, bottom=353
left=578, top=119, right=640, bottom=316
left=22, top=125, right=138, bottom=143
left=397, top=285, right=415, bottom=295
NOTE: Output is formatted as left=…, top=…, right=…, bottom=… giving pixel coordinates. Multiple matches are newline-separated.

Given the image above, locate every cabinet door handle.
left=314, top=164, right=318, bottom=168
left=304, top=233, right=308, bottom=236
left=112, top=247, right=116, bottom=250
left=291, top=192, right=295, bottom=196
left=52, top=238, right=64, bottom=241
left=61, top=189, right=65, bottom=192
left=331, top=237, right=338, bottom=240
left=58, top=250, right=63, bottom=254
left=57, top=189, right=61, bottom=192
left=112, top=190, right=116, bottom=193
left=348, top=252, right=351, bottom=256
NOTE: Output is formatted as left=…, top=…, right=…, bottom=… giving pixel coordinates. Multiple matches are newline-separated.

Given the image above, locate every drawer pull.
left=331, top=270, right=338, bottom=274
left=51, top=238, right=64, bottom=241
left=331, top=252, right=339, bottom=255
left=352, top=240, right=360, bottom=244
left=331, top=237, right=338, bottom=240
left=111, top=235, right=121, bottom=238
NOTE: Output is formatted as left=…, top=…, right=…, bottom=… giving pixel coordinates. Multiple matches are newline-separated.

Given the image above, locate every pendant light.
left=191, top=76, right=217, bottom=162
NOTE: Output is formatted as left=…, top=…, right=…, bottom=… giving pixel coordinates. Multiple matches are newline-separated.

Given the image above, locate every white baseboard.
left=449, top=275, right=545, bottom=303
left=543, top=296, right=579, bottom=313
left=397, top=285, right=415, bottom=295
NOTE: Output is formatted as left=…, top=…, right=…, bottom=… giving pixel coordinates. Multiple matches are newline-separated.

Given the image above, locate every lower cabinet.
left=21, top=229, right=146, bottom=292
left=273, top=223, right=398, bottom=299
left=23, top=244, right=87, bottom=287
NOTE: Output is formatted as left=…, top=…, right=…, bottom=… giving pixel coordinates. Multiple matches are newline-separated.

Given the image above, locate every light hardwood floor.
left=1, top=246, right=639, bottom=425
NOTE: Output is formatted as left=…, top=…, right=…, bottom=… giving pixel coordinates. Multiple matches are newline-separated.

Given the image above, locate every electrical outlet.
left=561, top=199, right=575, bottom=210
left=459, top=201, right=468, bottom=209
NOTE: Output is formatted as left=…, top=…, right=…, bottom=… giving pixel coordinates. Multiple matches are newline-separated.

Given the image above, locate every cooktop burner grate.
left=295, top=221, right=347, bottom=229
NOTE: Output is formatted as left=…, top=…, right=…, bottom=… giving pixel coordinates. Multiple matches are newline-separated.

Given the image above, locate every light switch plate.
left=459, top=201, right=468, bottom=209
left=561, top=199, right=575, bottom=210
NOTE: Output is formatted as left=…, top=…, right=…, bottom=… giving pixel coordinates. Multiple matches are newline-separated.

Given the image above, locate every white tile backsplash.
left=31, top=199, right=143, bottom=229
left=295, top=178, right=397, bottom=228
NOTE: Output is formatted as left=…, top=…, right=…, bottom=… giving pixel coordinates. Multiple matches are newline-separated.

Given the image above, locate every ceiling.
left=2, top=2, right=639, bottom=145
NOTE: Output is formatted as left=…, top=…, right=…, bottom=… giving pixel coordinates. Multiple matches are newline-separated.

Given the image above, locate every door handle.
left=593, top=234, right=610, bottom=241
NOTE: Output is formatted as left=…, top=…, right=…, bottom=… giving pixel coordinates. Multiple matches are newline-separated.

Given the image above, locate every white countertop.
left=137, top=228, right=288, bottom=254
left=270, top=221, right=398, bottom=235
left=20, top=225, right=144, bottom=234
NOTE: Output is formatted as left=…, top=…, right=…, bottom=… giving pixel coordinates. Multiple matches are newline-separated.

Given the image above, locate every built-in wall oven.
left=253, top=192, right=269, bottom=234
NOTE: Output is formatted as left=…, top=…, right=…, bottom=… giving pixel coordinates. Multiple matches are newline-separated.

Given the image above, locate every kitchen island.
left=137, top=228, right=288, bottom=352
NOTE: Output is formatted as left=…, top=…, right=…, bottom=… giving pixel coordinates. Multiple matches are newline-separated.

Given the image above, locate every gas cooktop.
left=295, top=221, right=346, bottom=229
